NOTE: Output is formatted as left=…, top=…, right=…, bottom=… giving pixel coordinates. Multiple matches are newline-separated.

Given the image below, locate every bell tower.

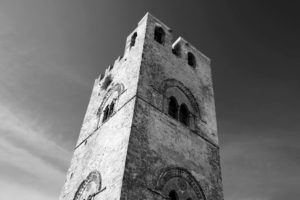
left=59, top=13, right=224, bottom=200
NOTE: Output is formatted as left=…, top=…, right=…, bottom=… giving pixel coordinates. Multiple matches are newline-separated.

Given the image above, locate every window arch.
left=168, top=96, right=178, bottom=119
left=73, top=171, right=102, bottom=200
left=188, top=52, right=196, bottom=68
left=130, top=32, right=137, bottom=48
left=160, top=79, right=202, bottom=129
left=179, top=103, right=189, bottom=126
left=156, top=167, right=206, bottom=200
left=154, top=26, right=165, bottom=44
left=97, top=83, right=125, bottom=126
left=101, top=75, right=112, bottom=90
left=102, top=100, right=116, bottom=123
left=160, top=79, right=201, bottom=117
left=164, top=87, right=194, bottom=127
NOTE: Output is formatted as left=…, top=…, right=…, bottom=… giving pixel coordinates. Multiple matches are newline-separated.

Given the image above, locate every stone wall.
left=121, top=13, right=223, bottom=200
left=59, top=13, right=148, bottom=200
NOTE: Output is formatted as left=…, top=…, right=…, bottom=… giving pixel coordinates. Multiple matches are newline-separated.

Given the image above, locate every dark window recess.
left=188, top=52, right=196, bottom=67
left=154, top=26, right=165, bottom=44
left=102, top=100, right=116, bottom=123
left=102, top=105, right=110, bottom=122
left=172, top=44, right=181, bottom=56
left=109, top=101, right=115, bottom=116
left=130, top=32, right=137, bottom=48
left=168, top=96, right=178, bottom=119
left=101, top=75, right=112, bottom=90
left=169, top=190, right=179, bottom=200
left=179, top=103, right=189, bottom=126
left=186, top=198, right=192, bottom=200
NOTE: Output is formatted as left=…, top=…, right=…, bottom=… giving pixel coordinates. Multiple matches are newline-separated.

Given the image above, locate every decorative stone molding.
left=156, top=167, right=206, bottom=200
left=159, top=79, right=201, bottom=118
left=97, top=83, right=125, bottom=117
left=73, top=171, right=102, bottom=200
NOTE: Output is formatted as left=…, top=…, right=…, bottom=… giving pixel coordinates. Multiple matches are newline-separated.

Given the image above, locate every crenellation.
left=172, top=37, right=211, bottom=65
left=98, top=74, right=104, bottom=83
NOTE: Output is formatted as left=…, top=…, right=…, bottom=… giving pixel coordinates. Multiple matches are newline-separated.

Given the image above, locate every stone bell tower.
left=59, top=13, right=224, bottom=200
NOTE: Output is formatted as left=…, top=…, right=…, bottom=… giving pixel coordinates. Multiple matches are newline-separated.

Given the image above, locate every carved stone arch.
left=97, top=83, right=125, bottom=116
left=156, top=167, right=206, bottom=200
left=73, top=170, right=102, bottom=200
left=159, top=79, right=201, bottom=117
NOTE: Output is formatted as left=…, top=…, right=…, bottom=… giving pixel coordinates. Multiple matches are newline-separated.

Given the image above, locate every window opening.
left=169, top=190, right=179, bottom=200
left=102, top=75, right=112, bottom=90
left=188, top=52, right=196, bottom=67
left=154, top=26, right=165, bottom=44
left=179, top=103, right=189, bottom=126
left=130, top=32, right=137, bottom=48
left=168, top=96, right=178, bottom=119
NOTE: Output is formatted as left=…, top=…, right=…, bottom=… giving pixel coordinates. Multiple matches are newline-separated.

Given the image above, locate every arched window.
left=101, top=75, right=112, bottom=90
left=130, top=32, right=137, bottom=48
left=157, top=167, right=205, bottom=200
left=98, top=83, right=125, bottom=127
left=187, top=52, right=196, bottom=68
left=73, top=171, right=102, bottom=200
left=168, top=96, right=178, bottom=119
left=169, top=190, right=179, bottom=200
left=109, top=101, right=115, bottom=116
left=154, top=26, right=165, bottom=44
left=102, top=105, right=109, bottom=122
left=179, top=103, right=189, bottom=126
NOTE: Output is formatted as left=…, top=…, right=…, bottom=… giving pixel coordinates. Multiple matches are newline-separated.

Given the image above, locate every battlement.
left=99, top=12, right=210, bottom=83
left=141, top=12, right=210, bottom=63
left=138, top=12, right=172, bottom=33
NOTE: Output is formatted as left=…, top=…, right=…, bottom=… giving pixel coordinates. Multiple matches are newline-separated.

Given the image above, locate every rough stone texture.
left=59, top=13, right=223, bottom=200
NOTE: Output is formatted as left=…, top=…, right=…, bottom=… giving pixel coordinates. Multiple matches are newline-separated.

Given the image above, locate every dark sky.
left=0, top=0, right=299, bottom=199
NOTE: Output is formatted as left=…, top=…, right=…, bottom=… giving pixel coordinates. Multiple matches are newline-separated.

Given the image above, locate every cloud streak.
left=0, top=103, right=71, bottom=198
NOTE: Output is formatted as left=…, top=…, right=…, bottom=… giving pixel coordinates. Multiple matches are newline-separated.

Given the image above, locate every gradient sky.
left=0, top=0, right=299, bottom=199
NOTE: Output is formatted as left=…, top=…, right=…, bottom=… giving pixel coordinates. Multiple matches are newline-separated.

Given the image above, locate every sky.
left=0, top=0, right=299, bottom=199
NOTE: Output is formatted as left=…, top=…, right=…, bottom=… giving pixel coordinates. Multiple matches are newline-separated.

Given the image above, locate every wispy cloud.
left=0, top=1, right=89, bottom=198
left=0, top=103, right=71, bottom=198
left=0, top=181, right=57, bottom=200
left=0, top=0, right=91, bottom=149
